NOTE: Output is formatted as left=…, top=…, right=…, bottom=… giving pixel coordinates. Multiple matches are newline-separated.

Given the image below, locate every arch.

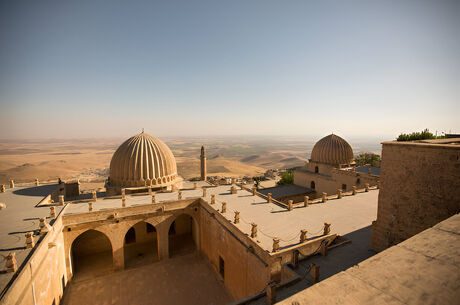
left=124, top=221, right=159, bottom=268
left=168, top=213, right=197, bottom=257
left=315, top=166, right=319, bottom=173
left=70, top=229, right=113, bottom=279
left=311, top=181, right=316, bottom=189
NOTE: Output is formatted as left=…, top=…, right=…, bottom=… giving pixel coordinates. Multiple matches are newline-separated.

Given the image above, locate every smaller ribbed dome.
left=310, top=134, right=354, bottom=165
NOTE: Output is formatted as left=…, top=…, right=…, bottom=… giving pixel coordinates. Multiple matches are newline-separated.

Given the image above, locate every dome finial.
left=142, top=128, right=144, bottom=133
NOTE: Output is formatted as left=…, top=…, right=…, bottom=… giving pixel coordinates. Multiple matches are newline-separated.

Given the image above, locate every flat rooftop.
left=64, top=181, right=379, bottom=252
left=278, top=213, right=460, bottom=305
left=0, top=183, right=63, bottom=295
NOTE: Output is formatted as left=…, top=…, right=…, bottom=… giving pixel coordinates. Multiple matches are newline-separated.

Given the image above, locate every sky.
left=0, top=0, right=459, bottom=140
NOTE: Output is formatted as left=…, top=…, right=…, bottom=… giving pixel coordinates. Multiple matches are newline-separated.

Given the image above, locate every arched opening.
left=124, top=221, right=159, bottom=268
left=168, top=214, right=197, bottom=257
left=315, top=166, right=319, bottom=173
left=311, top=181, right=316, bottom=189
left=71, top=230, right=113, bottom=279
left=342, top=184, right=347, bottom=191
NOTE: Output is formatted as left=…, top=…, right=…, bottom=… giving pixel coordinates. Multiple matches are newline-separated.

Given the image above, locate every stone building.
left=294, top=134, right=379, bottom=199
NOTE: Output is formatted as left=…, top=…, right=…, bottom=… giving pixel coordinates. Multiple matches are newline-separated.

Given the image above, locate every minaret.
left=200, top=146, right=207, bottom=181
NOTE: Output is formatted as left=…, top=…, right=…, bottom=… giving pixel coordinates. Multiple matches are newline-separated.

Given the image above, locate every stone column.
left=365, top=183, right=370, bottom=192
left=111, top=234, right=125, bottom=271
left=25, top=232, right=34, bottom=249
left=310, top=264, right=320, bottom=284
left=157, top=222, right=169, bottom=260
left=9, top=180, right=14, bottom=188
left=322, top=192, right=327, bottom=203
left=121, top=188, right=126, bottom=199
left=88, top=202, right=93, bottom=211
left=252, top=187, right=257, bottom=196
left=59, top=195, right=65, bottom=205
left=267, top=193, right=272, bottom=203
left=5, top=253, right=17, bottom=273
left=202, top=187, right=207, bottom=197
left=288, top=200, right=293, bottom=211
left=337, top=189, right=343, bottom=199
left=35, top=178, right=39, bottom=186
left=39, top=218, right=50, bottom=235
left=300, top=230, right=307, bottom=243
left=221, top=202, right=226, bottom=213
left=323, top=222, right=331, bottom=235
left=352, top=186, right=357, bottom=195
left=211, top=194, right=215, bottom=204
left=122, top=197, right=126, bottom=207
left=234, top=211, right=240, bottom=224
left=272, top=238, right=280, bottom=252
left=50, top=206, right=56, bottom=218
left=251, top=223, right=257, bottom=238
left=200, top=146, right=207, bottom=181
left=304, top=196, right=309, bottom=207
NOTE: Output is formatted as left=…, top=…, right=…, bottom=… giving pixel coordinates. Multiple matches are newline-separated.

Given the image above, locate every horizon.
left=1, top=0, right=459, bottom=139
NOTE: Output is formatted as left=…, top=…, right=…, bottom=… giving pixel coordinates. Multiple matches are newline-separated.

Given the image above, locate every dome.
left=310, top=134, right=354, bottom=165
left=109, top=132, right=178, bottom=187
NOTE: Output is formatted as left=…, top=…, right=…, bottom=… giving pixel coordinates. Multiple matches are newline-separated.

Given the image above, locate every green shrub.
left=396, top=129, right=446, bottom=141
left=277, top=172, right=294, bottom=185
left=355, top=153, right=380, bottom=167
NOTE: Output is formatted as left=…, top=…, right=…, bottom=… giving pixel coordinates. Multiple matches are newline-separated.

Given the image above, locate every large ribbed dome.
left=109, top=132, right=178, bottom=187
left=310, top=134, right=354, bottom=165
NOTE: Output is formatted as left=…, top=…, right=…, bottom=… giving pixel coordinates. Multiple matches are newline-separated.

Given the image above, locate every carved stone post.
left=352, top=186, right=357, bottom=195
left=231, top=186, right=237, bottom=194
left=211, top=194, right=215, bottom=204
left=322, top=192, right=327, bottom=203
left=178, top=191, right=182, bottom=200
left=121, top=188, right=126, bottom=198
left=337, top=189, right=343, bottom=199
left=92, top=191, right=97, bottom=201
left=234, top=211, right=240, bottom=224
left=365, top=183, right=370, bottom=192
left=9, top=180, right=14, bottom=188
left=267, top=193, right=272, bottom=203
left=88, top=201, right=93, bottom=211
left=35, top=178, right=39, bottom=186
left=304, top=196, right=309, bottom=207
left=300, top=230, right=307, bottom=243
left=151, top=194, right=156, bottom=204
left=122, top=197, right=126, bottom=207
left=1, top=184, right=5, bottom=193
left=25, top=232, right=34, bottom=249
left=50, top=206, right=56, bottom=218
left=231, top=178, right=236, bottom=185
left=323, top=222, right=331, bottom=235
left=252, top=187, right=257, bottom=196
left=5, top=253, right=17, bottom=273
left=251, top=223, right=257, bottom=238
left=288, top=200, right=293, bottom=211
left=148, top=188, right=152, bottom=195
left=202, top=187, right=207, bottom=197
left=193, top=182, right=197, bottom=190
left=221, top=202, right=226, bottom=213
left=272, top=238, right=280, bottom=252
left=39, top=218, right=50, bottom=235
left=310, top=264, right=320, bottom=284
left=59, top=195, right=64, bottom=206
left=320, top=240, right=328, bottom=256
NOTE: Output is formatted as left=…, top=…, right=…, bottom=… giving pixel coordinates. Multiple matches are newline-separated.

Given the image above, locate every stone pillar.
left=200, top=146, right=207, bottom=181
left=322, top=192, right=327, bottom=203
left=365, top=183, right=370, bottom=192
left=304, top=196, right=309, bottom=207
left=202, top=187, right=207, bottom=197
left=234, top=211, right=240, bottom=224
left=92, top=191, right=97, bottom=201
left=266, top=281, right=277, bottom=305
left=300, top=230, right=307, bottom=243
left=88, top=202, right=93, bottom=211
left=35, top=178, right=39, bottom=186
left=39, top=218, right=50, bottom=235
left=25, top=232, right=34, bottom=249
left=121, top=188, right=126, bottom=199
left=9, top=180, right=14, bottom=188
left=231, top=178, right=236, bottom=185
left=251, top=223, right=257, bottom=238
left=50, top=206, right=56, bottom=218
left=59, top=195, right=64, bottom=205
left=292, top=250, right=300, bottom=268
left=5, top=253, right=17, bottom=273
left=267, top=193, right=272, bottom=203
left=148, top=188, right=152, bottom=195
left=337, top=189, right=343, bottom=199
left=193, top=182, right=197, bottom=190
left=211, top=194, right=215, bottom=204
left=157, top=222, right=169, bottom=260
left=111, top=234, right=125, bottom=271
left=310, top=264, right=320, bottom=284
left=272, top=238, right=280, bottom=252
left=178, top=191, right=182, bottom=200
left=288, top=200, right=293, bottom=211
left=240, top=184, right=244, bottom=190
left=320, top=240, right=327, bottom=256
left=221, top=202, right=226, bottom=213
left=230, top=186, right=237, bottom=194
left=323, top=222, right=331, bottom=235
left=352, top=186, right=357, bottom=195
left=252, top=187, right=257, bottom=196
left=1, top=184, right=5, bottom=193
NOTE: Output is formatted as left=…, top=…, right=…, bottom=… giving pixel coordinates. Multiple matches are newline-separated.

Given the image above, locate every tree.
left=396, top=129, right=445, bottom=141
left=277, top=171, right=294, bottom=185
left=355, top=153, right=380, bottom=167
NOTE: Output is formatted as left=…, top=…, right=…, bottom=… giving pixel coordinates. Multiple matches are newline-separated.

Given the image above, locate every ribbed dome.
left=310, top=134, right=354, bottom=165
left=109, top=132, right=178, bottom=187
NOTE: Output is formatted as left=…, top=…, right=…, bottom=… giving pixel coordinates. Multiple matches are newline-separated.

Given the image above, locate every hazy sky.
left=1, top=0, right=459, bottom=140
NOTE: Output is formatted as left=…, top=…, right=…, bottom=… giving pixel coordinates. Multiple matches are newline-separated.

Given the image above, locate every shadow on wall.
left=12, top=184, right=59, bottom=197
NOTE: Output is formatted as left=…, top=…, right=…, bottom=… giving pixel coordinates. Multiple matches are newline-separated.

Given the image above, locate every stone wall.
left=371, top=141, right=460, bottom=252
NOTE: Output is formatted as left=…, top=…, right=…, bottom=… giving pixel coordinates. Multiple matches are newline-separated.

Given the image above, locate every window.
left=311, top=181, right=315, bottom=189
left=125, top=227, right=136, bottom=244
left=219, top=256, right=225, bottom=279
left=315, top=166, right=319, bottom=173
left=342, top=184, right=347, bottom=191
left=146, top=223, right=156, bottom=233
